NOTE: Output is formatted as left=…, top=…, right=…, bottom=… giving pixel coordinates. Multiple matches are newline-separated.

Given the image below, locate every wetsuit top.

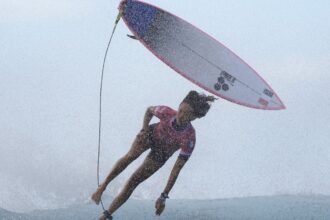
left=152, top=106, right=196, bottom=160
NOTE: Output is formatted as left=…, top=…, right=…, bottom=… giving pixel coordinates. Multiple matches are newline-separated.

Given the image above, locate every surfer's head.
left=178, top=91, right=216, bottom=123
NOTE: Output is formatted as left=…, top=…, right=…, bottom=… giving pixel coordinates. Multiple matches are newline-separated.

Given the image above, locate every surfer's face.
left=177, top=102, right=196, bottom=123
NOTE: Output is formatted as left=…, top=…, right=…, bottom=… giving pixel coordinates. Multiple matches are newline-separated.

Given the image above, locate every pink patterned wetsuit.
left=147, top=106, right=196, bottom=163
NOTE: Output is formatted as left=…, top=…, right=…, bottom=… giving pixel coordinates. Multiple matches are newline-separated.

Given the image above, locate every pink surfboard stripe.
left=119, top=0, right=285, bottom=110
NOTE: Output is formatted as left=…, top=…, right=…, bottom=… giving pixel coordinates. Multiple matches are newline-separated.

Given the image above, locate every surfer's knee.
left=128, top=171, right=145, bottom=187
left=122, top=177, right=141, bottom=195
left=124, top=152, right=139, bottom=162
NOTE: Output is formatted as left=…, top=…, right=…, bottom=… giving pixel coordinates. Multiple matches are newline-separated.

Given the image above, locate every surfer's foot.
left=91, top=186, right=104, bottom=205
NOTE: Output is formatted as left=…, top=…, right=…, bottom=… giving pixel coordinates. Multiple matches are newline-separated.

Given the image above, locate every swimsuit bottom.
left=146, top=123, right=171, bottom=164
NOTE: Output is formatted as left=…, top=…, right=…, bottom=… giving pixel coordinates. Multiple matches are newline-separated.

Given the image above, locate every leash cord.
left=97, top=10, right=122, bottom=212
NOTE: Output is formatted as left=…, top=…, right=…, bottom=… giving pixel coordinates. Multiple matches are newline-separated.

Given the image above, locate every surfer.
left=92, top=90, right=216, bottom=220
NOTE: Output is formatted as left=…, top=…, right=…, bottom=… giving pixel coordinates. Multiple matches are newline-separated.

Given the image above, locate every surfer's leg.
left=106, top=157, right=164, bottom=215
left=92, top=130, right=152, bottom=204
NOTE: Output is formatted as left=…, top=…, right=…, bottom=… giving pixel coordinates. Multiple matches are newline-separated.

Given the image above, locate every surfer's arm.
left=162, top=157, right=187, bottom=195
left=155, top=154, right=187, bottom=215
left=142, top=106, right=155, bottom=130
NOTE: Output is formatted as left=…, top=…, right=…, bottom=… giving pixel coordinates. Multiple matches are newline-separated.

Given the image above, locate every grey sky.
left=1, top=0, right=330, bottom=212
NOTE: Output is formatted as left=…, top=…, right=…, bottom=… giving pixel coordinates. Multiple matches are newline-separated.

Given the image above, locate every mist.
left=1, top=0, right=330, bottom=213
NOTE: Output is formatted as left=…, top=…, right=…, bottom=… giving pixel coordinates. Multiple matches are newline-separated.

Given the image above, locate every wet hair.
left=182, top=90, right=217, bottom=118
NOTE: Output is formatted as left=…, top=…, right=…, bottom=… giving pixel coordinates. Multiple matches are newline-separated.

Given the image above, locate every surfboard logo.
left=258, top=98, right=269, bottom=106
left=214, top=71, right=236, bottom=92
left=263, top=88, right=274, bottom=98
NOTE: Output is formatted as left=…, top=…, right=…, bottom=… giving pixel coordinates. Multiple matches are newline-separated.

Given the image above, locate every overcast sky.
left=1, top=0, right=330, bottom=212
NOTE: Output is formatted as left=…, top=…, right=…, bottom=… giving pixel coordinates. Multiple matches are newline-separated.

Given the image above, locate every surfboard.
left=119, top=0, right=285, bottom=110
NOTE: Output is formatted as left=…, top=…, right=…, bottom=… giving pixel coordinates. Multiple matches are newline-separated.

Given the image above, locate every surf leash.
left=97, top=9, right=122, bottom=212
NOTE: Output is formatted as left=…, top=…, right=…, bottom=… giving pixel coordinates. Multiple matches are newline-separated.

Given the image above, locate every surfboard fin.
left=127, top=34, right=138, bottom=40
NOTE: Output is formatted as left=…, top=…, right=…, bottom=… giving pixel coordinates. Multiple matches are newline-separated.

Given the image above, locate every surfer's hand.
left=155, top=197, right=166, bottom=216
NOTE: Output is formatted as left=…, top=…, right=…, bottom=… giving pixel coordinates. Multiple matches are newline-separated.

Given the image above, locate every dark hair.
left=182, top=90, right=217, bottom=118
